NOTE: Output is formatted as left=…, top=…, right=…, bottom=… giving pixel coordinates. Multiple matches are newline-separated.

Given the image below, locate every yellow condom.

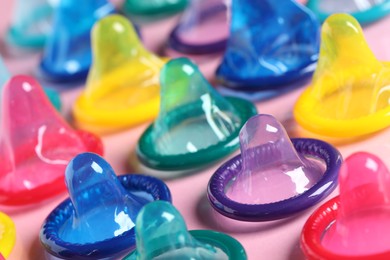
left=0, top=212, right=16, bottom=258
left=294, top=13, right=390, bottom=138
left=73, top=14, right=167, bottom=134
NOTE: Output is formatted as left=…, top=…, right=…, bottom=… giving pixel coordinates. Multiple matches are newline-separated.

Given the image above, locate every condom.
left=215, top=0, right=319, bottom=90
left=301, top=152, right=390, bottom=259
left=5, top=0, right=53, bottom=49
left=0, top=76, right=103, bottom=206
left=123, top=201, right=247, bottom=260
left=0, top=56, right=61, bottom=111
left=167, top=0, right=228, bottom=55
left=73, top=15, right=166, bottom=134
left=137, top=57, right=257, bottom=173
left=38, top=0, right=115, bottom=82
left=0, top=212, right=16, bottom=258
left=294, top=14, right=390, bottom=138
left=40, top=153, right=172, bottom=259
left=208, top=114, right=342, bottom=221
left=306, top=0, right=390, bottom=25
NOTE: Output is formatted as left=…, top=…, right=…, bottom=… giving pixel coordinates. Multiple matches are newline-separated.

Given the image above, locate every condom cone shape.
left=125, top=201, right=229, bottom=260
left=216, top=0, right=320, bottom=89
left=321, top=152, right=390, bottom=256
left=39, top=0, right=115, bottom=82
left=0, top=56, right=61, bottom=111
left=73, top=15, right=165, bottom=134
left=306, top=0, right=390, bottom=24
left=6, top=0, right=53, bottom=48
left=294, top=14, right=390, bottom=138
left=0, top=76, right=102, bottom=205
left=226, top=114, right=324, bottom=204
left=168, top=0, right=228, bottom=55
left=137, top=57, right=257, bottom=171
left=59, top=153, right=146, bottom=244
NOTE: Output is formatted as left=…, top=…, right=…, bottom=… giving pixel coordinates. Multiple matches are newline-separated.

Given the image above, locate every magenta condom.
left=301, top=152, right=390, bottom=259
left=208, top=114, right=341, bottom=221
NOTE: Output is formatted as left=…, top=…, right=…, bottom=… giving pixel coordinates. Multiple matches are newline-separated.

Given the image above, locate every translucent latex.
left=0, top=212, right=16, bottom=258
left=306, top=0, right=390, bottom=24
left=39, top=0, right=115, bottom=82
left=0, top=75, right=102, bottom=205
left=321, top=152, right=390, bottom=256
left=6, top=0, right=53, bottom=48
left=168, top=0, right=228, bottom=55
left=59, top=153, right=148, bottom=244
left=216, top=0, right=320, bottom=88
left=73, top=15, right=165, bottom=134
left=126, top=201, right=228, bottom=260
left=226, top=114, right=324, bottom=204
left=294, top=14, right=390, bottom=138
left=152, top=57, right=241, bottom=156
left=0, top=56, right=61, bottom=111
left=123, top=0, right=188, bottom=18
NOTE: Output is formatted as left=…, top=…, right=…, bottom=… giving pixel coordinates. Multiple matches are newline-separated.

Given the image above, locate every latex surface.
left=0, top=56, right=61, bottom=111
left=227, top=114, right=324, bottom=204
left=0, top=212, right=16, bottom=258
left=216, top=0, right=319, bottom=88
left=59, top=153, right=147, bottom=244
left=0, top=76, right=102, bottom=205
left=294, top=14, right=390, bottom=138
left=73, top=15, right=165, bottom=134
left=39, top=0, right=115, bottom=82
left=306, top=0, right=390, bottom=24
left=123, top=0, right=188, bottom=18
left=168, top=0, right=228, bottom=55
left=6, top=0, right=53, bottom=48
left=321, top=152, right=390, bottom=256
left=125, top=201, right=228, bottom=260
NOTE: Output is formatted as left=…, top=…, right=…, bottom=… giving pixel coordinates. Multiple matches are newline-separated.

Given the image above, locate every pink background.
left=2, top=1, right=390, bottom=259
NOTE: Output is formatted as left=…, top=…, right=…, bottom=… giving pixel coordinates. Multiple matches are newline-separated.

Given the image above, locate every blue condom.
left=38, top=0, right=115, bottom=83
left=306, top=0, right=390, bottom=25
left=216, top=0, right=320, bottom=90
left=0, top=56, right=61, bottom=111
left=40, top=153, right=171, bottom=259
left=5, top=0, right=53, bottom=49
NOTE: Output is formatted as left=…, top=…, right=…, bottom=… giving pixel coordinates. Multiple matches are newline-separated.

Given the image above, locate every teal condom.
left=5, top=0, right=53, bottom=49
left=123, top=201, right=247, bottom=260
left=122, top=0, right=188, bottom=21
left=0, top=57, right=61, bottom=111
left=137, top=57, right=257, bottom=172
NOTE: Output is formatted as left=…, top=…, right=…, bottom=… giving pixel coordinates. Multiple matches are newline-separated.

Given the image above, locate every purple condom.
left=207, top=114, right=342, bottom=221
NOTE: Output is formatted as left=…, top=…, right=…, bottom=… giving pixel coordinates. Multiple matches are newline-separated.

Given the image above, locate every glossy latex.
left=227, top=114, right=324, bottom=204
left=0, top=76, right=102, bottom=205
left=39, top=0, right=115, bottom=82
left=6, top=0, right=53, bottom=48
left=122, top=0, right=188, bottom=19
left=216, top=0, right=320, bottom=89
left=0, top=212, right=16, bottom=258
left=137, top=57, right=257, bottom=171
left=294, top=14, right=390, bottom=138
left=167, top=0, right=228, bottom=55
left=124, top=201, right=246, bottom=260
left=321, top=152, right=390, bottom=256
left=0, top=56, right=61, bottom=111
left=40, top=152, right=172, bottom=259
left=73, top=15, right=165, bottom=134
left=306, top=0, right=390, bottom=24
left=59, top=153, right=146, bottom=244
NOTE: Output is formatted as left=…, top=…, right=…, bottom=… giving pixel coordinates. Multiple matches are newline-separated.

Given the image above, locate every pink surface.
left=2, top=1, right=390, bottom=259
left=322, top=152, right=390, bottom=256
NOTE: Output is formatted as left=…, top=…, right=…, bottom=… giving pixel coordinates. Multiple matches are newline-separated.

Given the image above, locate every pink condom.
left=0, top=75, right=103, bottom=206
